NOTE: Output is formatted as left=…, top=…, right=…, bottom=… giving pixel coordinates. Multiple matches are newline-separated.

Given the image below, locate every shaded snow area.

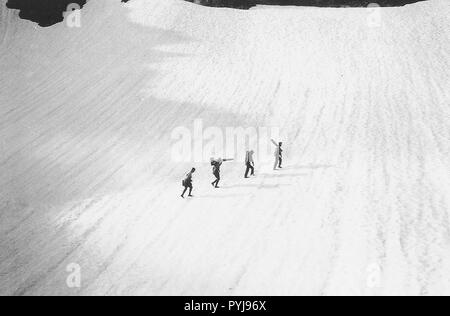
left=1, top=0, right=450, bottom=295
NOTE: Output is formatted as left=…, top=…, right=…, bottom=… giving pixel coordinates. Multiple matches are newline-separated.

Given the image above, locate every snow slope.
left=1, top=0, right=450, bottom=295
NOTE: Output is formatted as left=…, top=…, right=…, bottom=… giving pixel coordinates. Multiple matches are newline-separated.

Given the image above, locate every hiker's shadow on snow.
left=281, top=164, right=336, bottom=171
left=197, top=193, right=249, bottom=199
left=259, top=173, right=308, bottom=179
left=222, top=183, right=293, bottom=189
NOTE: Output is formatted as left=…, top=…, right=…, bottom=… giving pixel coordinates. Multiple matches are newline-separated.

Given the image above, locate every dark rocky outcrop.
left=5, top=0, right=428, bottom=27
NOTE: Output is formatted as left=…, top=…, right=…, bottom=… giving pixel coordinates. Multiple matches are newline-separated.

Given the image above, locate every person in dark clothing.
left=211, top=158, right=233, bottom=188
left=278, top=146, right=283, bottom=168
left=271, top=139, right=283, bottom=170
left=245, top=150, right=255, bottom=178
left=181, top=168, right=196, bottom=198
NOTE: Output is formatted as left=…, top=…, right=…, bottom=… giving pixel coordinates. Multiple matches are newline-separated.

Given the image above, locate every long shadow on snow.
left=258, top=173, right=308, bottom=178
left=222, top=183, right=293, bottom=189
left=0, top=6, right=253, bottom=296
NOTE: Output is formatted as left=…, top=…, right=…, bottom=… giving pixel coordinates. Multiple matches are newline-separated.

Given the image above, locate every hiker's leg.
left=250, top=164, right=255, bottom=175
left=182, top=186, right=188, bottom=197
left=245, top=164, right=250, bottom=178
left=278, top=157, right=282, bottom=168
left=215, top=174, right=221, bottom=187
left=212, top=174, right=219, bottom=186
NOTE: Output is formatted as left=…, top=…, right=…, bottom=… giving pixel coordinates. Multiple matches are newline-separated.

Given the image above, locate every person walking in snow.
left=211, top=158, right=233, bottom=188
left=271, top=139, right=283, bottom=170
left=245, top=150, right=255, bottom=178
left=181, top=168, right=196, bottom=198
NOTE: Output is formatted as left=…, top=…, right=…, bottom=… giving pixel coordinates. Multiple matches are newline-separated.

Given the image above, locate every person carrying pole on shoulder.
left=210, top=157, right=233, bottom=188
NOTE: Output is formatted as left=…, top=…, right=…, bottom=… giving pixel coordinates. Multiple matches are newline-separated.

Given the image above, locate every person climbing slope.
left=245, top=150, right=255, bottom=178
left=181, top=168, right=196, bottom=198
left=271, top=139, right=283, bottom=170
left=211, top=158, right=233, bottom=188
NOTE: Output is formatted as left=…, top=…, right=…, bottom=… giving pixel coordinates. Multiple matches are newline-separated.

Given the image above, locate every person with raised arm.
left=271, top=139, right=283, bottom=170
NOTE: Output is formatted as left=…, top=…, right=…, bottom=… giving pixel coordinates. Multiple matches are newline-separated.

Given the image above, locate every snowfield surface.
left=1, top=0, right=450, bottom=296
